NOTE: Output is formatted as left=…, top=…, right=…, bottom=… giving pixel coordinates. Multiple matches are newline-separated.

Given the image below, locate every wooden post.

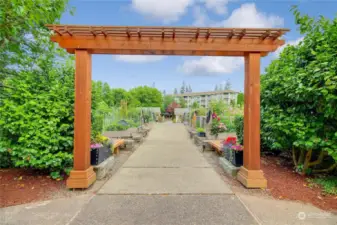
left=66, top=49, right=96, bottom=189
left=237, top=52, right=267, bottom=188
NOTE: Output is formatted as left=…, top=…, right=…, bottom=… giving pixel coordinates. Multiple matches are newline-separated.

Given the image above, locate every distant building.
left=174, top=90, right=238, bottom=108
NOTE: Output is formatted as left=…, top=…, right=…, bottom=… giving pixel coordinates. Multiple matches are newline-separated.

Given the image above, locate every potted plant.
left=222, top=136, right=237, bottom=159
left=210, top=112, right=227, bottom=139
left=229, top=144, right=243, bottom=167
left=196, top=127, right=206, bottom=137
left=90, top=134, right=112, bottom=165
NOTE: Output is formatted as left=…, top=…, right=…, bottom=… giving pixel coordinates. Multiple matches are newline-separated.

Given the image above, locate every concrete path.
left=99, top=122, right=232, bottom=195
left=73, top=122, right=256, bottom=225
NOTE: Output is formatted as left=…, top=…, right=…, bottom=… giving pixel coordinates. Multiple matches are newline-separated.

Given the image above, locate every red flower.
left=224, top=136, right=237, bottom=145
left=217, top=117, right=220, bottom=121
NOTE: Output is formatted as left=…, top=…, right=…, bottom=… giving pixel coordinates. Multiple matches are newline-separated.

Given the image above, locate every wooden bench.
left=204, top=140, right=223, bottom=155
left=112, top=139, right=125, bottom=155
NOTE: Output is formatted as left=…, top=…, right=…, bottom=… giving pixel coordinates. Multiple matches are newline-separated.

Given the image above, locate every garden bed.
left=261, top=155, right=337, bottom=212
left=0, top=169, right=66, bottom=208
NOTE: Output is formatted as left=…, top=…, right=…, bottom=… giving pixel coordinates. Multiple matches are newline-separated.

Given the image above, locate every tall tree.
left=179, top=97, right=187, bottom=108
left=180, top=81, right=186, bottom=94
left=224, top=79, right=232, bottom=90
left=188, top=85, right=192, bottom=93
left=102, top=82, right=113, bottom=107
left=129, top=86, right=163, bottom=107
left=110, top=88, right=130, bottom=107
left=214, top=85, right=218, bottom=91
left=174, top=88, right=178, bottom=95
left=0, top=0, right=74, bottom=82
left=162, top=95, right=174, bottom=112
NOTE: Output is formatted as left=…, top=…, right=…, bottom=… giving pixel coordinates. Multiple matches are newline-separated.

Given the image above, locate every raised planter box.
left=93, top=156, right=115, bottom=180
left=223, top=145, right=231, bottom=160
left=219, top=157, right=241, bottom=177
left=229, top=150, right=243, bottom=167
left=197, top=132, right=206, bottom=137
left=91, top=146, right=112, bottom=165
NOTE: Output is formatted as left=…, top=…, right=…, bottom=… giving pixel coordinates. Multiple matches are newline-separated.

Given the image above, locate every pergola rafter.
left=46, top=24, right=289, bottom=189
left=46, top=25, right=289, bottom=56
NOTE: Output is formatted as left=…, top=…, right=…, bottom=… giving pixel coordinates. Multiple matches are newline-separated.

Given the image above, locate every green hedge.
left=234, top=115, right=244, bottom=145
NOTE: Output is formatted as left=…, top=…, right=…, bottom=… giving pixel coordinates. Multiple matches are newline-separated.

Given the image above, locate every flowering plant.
left=90, top=143, right=103, bottom=149
left=90, top=134, right=109, bottom=149
left=230, top=145, right=243, bottom=151
left=223, top=136, right=237, bottom=146
left=210, top=112, right=227, bottom=136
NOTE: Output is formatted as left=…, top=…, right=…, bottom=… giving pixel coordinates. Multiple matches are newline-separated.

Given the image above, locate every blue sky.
left=61, top=0, right=337, bottom=93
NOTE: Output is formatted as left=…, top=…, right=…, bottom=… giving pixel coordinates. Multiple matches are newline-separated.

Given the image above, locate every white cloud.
left=115, top=55, right=165, bottom=63
left=131, top=0, right=194, bottom=23
left=217, top=3, right=284, bottom=28
left=200, top=0, right=232, bottom=15
left=181, top=57, right=243, bottom=75
left=274, top=37, right=304, bottom=57
left=192, top=6, right=209, bottom=27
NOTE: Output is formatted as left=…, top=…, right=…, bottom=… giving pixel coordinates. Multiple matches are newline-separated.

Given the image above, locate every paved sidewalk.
left=74, top=122, right=255, bottom=225
left=1, top=122, right=336, bottom=225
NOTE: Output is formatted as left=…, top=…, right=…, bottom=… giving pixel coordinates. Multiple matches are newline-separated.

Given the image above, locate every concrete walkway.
left=2, top=122, right=336, bottom=225
left=72, top=122, right=256, bottom=225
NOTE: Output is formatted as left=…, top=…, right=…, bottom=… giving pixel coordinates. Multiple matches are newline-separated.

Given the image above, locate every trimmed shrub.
left=234, top=115, right=244, bottom=145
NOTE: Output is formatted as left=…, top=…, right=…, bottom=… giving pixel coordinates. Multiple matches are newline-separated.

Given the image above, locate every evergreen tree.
left=224, top=79, right=232, bottom=90
left=214, top=85, right=218, bottom=91
left=180, top=81, right=186, bottom=94
left=188, top=85, right=192, bottom=93
left=174, top=88, right=178, bottom=95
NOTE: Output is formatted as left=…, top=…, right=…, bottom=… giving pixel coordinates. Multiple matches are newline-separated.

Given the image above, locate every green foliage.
left=196, top=107, right=207, bottom=116
left=105, top=119, right=138, bottom=131
left=162, top=95, right=174, bottom=112
left=0, top=0, right=74, bottom=176
left=0, top=0, right=73, bottom=82
left=50, top=171, right=62, bottom=180
left=111, top=88, right=133, bottom=107
left=237, top=93, right=244, bottom=106
left=129, top=86, right=163, bottom=107
left=0, top=145, right=12, bottom=168
left=210, top=99, right=227, bottom=115
left=234, top=115, right=244, bottom=145
left=196, top=127, right=205, bottom=133
left=261, top=8, right=337, bottom=166
left=191, top=101, right=199, bottom=109
left=210, top=113, right=226, bottom=136
left=178, top=97, right=187, bottom=108
left=308, top=177, right=337, bottom=195
left=0, top=45, right=74, bottom=174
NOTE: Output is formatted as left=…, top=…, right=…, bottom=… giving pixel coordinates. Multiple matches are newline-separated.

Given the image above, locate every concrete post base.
left=66, top=166, right=96, bottom=189
left=237, top=166, right=267, bottom=188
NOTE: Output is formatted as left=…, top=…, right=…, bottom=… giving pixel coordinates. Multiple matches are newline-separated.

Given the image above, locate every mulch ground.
left=261, top=155, right=337, bottom=212
left=0, top=169, right=66, bottom=208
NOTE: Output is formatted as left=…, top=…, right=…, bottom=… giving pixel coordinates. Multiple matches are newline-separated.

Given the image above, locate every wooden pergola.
left=46, top=25, right=289, bottom=189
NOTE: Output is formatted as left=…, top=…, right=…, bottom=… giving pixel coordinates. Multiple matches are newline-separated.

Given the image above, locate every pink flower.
left=91, top=143, right=103, bottom=149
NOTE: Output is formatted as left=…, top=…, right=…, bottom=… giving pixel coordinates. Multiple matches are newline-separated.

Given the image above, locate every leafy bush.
left=106, top=123, right=129, bottom=131
left=308, top=177, right=337, bottom=195
left=234, top=115, right=244, bottom=145
left=0, top=145, right=12, bottom=168
left=260, top=7, right=337, bottom=173
left=0, top=41, right=74, bottom=175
